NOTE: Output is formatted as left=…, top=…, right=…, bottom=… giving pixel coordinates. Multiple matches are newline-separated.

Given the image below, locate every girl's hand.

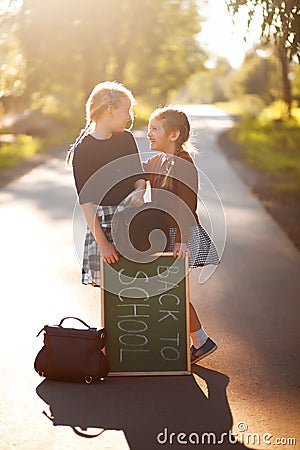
left=173, top=242, right=190, bottom=260
left=99, top=240, right=119, bottom=264
left=124, top=189, right=145, bottom=207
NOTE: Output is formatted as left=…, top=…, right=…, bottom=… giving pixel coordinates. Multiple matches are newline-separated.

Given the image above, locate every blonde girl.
left=66, top=81, right=146, bottom=286
left=144, top=106, right=219, bottom=364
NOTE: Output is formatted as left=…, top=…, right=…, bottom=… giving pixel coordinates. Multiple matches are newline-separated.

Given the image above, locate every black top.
left=143, top=151, right=199, bottom=242
left=73, top=131, right=145, bottom=205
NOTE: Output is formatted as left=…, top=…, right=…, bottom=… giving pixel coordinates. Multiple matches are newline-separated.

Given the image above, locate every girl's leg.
left=189, top=302, right=217, bottom=363
left=190, top=303, right=208, bottom=348
left=190, top=302, right=202, bottom=332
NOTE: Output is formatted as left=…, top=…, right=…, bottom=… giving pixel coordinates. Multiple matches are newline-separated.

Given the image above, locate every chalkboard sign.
left=100, top=253, right=190, bottom=375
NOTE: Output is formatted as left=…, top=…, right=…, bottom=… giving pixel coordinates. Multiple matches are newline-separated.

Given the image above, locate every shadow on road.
left=36, top=365, right=256, bottom=450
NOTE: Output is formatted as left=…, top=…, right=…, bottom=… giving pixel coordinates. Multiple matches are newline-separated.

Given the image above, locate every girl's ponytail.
left=65, top=121, right=92, bottom=170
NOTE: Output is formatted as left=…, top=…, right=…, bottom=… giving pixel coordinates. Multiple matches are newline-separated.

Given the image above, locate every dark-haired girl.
left=144, top=106, right=219, bottom=364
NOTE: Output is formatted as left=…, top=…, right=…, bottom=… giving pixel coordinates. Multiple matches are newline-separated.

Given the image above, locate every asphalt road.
left=0, top=105, right=299, bottom=450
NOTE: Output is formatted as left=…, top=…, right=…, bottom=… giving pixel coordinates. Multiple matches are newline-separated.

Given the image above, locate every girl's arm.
left=81, top=202, right=119, bottom=264
left=123, top=178, right=146, bottom=206
left=132, top=178, right=147, bottom=205
left=173, top=155, right=198, bottom=259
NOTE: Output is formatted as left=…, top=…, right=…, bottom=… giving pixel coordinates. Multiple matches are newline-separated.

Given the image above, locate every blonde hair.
left=65, top=81, right=136, bottom=169
left=150, top=105, right=196, bottom=190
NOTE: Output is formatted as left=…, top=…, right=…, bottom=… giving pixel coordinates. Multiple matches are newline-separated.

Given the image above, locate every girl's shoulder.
left=143, top=153, right=165, bottom=170
left=145, top=153, right=165, bottom=163
left=114, top=130, right=138, bottom=152
left=76, top=130, right=134, bottom=150
left=73, top=133, right=94, bottom=158
left=177, top=149, right=194, bottom=163
left=114, top=129, right=135, bottom=142
left=174, top=150, right=197, bottom=180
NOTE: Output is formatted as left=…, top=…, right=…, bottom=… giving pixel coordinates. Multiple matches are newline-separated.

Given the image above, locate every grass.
left=0, top=128, right=76, bottom=171
left=227, top=105, right=300, bottom=202
left=0, top=135, right=42, bottom=170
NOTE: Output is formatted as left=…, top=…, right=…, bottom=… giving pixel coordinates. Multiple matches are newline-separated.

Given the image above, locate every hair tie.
left=107, top=91, right=117, bottom=104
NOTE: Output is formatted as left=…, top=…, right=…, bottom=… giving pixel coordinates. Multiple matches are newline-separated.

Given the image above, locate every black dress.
left=72, top=131, right=145, bottom=286
left=143, top=152, right=220, bottom=268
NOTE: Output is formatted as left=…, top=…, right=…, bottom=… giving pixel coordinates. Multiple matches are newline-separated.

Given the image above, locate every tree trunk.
left=277, top=46, right=292, bottom=119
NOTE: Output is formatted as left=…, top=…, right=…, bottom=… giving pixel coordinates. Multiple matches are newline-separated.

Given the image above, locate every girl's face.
left=147, top=117, right=174, bottom=153
left=110, top=96, right=133, bottom=132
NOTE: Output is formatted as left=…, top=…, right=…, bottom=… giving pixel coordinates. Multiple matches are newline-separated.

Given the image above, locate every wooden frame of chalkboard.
left=100, top=253, right=191, bottom=376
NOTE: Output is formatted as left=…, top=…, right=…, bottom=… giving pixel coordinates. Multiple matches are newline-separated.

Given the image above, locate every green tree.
left=173, top=58, right=234, bottom=104
left=226, top=0, right=300, bottom=117
left=0, top=1, right=26, bottom=113
left=0, top=27, right=26, bottom=108
left=235, top=48, right=279, bottom=103
left=3, top=0, right=205, bottom=117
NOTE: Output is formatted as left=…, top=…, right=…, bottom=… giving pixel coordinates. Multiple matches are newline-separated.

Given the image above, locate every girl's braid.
left=65, top=121, right=92, bottom=169
left=159, top=108, right=191, bottom=189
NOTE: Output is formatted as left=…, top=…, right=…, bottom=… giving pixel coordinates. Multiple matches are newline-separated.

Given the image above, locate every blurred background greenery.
left=0, top=0, right=299, bottom=201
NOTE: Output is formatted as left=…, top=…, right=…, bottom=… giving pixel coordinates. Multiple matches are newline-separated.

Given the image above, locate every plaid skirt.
left=82, top=206, right=117, bottom=287
left=168, top=225, right=220, bottom=268
left=82, top=206, right=220, bottom=287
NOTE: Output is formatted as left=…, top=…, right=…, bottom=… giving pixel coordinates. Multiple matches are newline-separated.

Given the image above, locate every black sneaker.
left=191, top=338, right=218, bottom=364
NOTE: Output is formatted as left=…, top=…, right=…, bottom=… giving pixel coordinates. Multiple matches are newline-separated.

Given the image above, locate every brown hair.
left=150, top=106, right=195, bottom=190
left=65, top=81, right=136, bottom=169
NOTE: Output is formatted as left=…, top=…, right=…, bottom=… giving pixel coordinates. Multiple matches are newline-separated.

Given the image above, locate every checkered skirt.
left=82, top=206, right=117, bottom=286
left=82, top=206, right=220, bottom=287
left=168, top=225, right=220, bottom=268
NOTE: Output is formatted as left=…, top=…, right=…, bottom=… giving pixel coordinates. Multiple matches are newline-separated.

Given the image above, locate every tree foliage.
left=226, top=0, right=300, bottom=115
left=226, top=0, right=300, bottom=61
left=173, top=58, right=234, bottom=104
left=1, top=0, right=205, bottom=116
left=234, top=48, right=280, bottom=102
left=0, top=25, right=26, bottom=99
